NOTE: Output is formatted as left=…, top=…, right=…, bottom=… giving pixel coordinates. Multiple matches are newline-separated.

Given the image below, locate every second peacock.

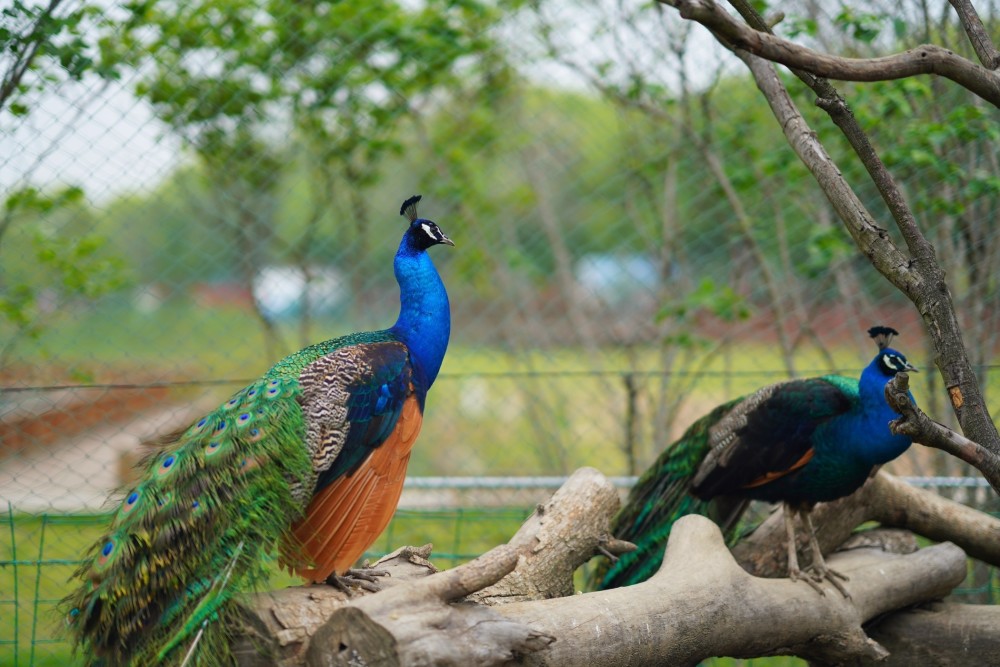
left=596, top=326, right=917, bottom=594
left=65, top=195, right=453, bottom=666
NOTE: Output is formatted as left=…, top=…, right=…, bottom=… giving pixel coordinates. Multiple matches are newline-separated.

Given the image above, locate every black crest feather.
left=400, top=195, right=422, bottom=222
left=868, top=325, right=899, bottom=350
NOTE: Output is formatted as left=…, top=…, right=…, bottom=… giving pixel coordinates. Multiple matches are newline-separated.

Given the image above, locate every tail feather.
left=64, top=377, right=313, bottom=666
left=592, top=398, right=744, bottom=590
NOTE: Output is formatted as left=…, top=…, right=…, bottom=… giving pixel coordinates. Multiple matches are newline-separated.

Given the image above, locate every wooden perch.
left=885, top=372, right=1000, bottom=493
left=864, top=602, right=1000, bottom=665
left=238, top=468, right=622, bottom=665
left=470, top=466, right=630, bottom=605
left=234, top=468, right=997, bottom=665
left=498, top=515, right=967, bottom=666
left=733, top=470, right=1000, bottom=577
left=660, top=0, right=1000, bottom=108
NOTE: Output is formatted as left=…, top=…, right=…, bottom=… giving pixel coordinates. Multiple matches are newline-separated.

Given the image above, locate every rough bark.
left=733, top=471, right=1000, bottom=577
left=947, top=0, right=1000, bottom=70
left=498, top=516, right=966, bottom=666
left=469, top=466, right=630, bottom=605
left=235, top=469, right=997, bottom=666
left=885, top=372, right=1000, bottom=492
left=864, top=603, right=1000, bottom=666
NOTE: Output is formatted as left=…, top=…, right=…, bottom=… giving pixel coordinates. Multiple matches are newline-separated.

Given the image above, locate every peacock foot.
left=325, top=566, right=391, bottom=595
left=787, top=565, right=827, bottom=596
left=807, top=563, right=851, bottom=599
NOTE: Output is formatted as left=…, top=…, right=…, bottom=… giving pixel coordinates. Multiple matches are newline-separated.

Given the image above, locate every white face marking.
left=883, top=353, right=903, bottom=371
left=421, top=223, right=435, bottom=239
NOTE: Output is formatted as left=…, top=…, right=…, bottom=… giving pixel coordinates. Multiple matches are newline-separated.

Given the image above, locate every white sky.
left=0, top=0, right=733, bottom=204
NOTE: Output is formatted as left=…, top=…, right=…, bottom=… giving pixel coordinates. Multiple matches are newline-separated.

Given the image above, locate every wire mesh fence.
left=3, top=475, right=999, bottom=666
left=3, top=0, right=1000, bottom=664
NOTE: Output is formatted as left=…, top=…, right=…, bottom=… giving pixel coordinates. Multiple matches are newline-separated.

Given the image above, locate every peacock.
left=64, top=195, right=453, bottom=666
left=595, top=326, right=917, bottom=593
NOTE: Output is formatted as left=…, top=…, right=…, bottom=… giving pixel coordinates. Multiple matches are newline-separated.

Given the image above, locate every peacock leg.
left=799, top=509, right=851, bottom=598
left=783, top=503, right=825, bottom=595
left=325, top=566, right=391, bottom=595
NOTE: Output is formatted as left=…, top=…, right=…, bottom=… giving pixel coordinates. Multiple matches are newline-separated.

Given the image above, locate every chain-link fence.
left=3, top=0, right=1000, bottom=664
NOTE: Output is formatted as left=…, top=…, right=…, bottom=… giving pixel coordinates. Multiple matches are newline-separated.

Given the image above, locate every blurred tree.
left=0, top=0, right=136, bottom=373
left=122, top=0, right=517, bottom=353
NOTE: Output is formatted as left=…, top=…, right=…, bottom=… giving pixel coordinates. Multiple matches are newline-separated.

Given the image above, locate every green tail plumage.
left=64, top=376, right=314, bottom=666
left=591, top=398, right=746, bottom=590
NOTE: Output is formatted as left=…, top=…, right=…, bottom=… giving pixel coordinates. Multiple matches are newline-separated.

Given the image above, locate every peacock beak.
left=439, top=234, right=455, bottom=247
left=904, top=361, right=919, bottom=372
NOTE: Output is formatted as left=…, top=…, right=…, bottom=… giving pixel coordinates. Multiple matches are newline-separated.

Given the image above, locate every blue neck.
left=389, top=237, right=450, bottom=390
left=855, top=352, right=912, bottom=464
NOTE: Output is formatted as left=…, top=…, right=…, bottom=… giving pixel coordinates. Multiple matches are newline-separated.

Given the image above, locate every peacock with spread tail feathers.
left=594, top=326, right=917, bottom=592
left=65, top=195, right=453, bottom=666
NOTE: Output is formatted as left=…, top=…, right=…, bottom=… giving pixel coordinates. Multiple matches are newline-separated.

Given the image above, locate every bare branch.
left=662, top=0, right=1000, bottom=108
left=499, top=516, right=966, bottom=666
left=948, top=0, right=1000, bottom=70
left=470, top=467, right=626, bottom=605
left=239, top=470, right=992, bottom=665
left=866, top=602, right=1000, bottom=665
left=885, top=373, right=1000, bottom=492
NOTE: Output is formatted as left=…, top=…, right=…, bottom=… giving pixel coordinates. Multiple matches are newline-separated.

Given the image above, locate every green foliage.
left=0, top=0, right=133, bottom=117
left=834, top=7, right=887, bottom=44
left=658, top=278, right=751, bottom=325
left=0, top=186, right=129, bottom=364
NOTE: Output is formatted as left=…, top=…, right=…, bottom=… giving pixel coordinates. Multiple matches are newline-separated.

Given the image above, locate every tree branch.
left=499, top=516, right=966, bottom=666
left=238, top=469, right=995, bottom=665
left=661, top=0, right=1000, bottom=108
left=948, top=0, right=1000, bottom=70
left=865, top=602, right=1000, bottom=665
left=712, top=0, right=1000, bottom=454
left=884, top=373, right=1000, bottom=492
left=470, top=466, right=629, bottom=605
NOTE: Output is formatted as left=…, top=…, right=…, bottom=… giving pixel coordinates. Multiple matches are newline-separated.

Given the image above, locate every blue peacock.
left=595, top=326, right=917, bottom=593
left=65, top=195, right=453, bottom=665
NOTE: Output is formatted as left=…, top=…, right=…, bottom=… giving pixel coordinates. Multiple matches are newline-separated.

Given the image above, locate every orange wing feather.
left=290, top=394, right=423, bottom=581
left=741, top=447, right=815, bottom=490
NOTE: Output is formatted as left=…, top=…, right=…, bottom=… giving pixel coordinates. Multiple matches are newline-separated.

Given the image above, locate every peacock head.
left=400, top=195, right=454, bottom=251
left=868, top=325, right=918, bottom=377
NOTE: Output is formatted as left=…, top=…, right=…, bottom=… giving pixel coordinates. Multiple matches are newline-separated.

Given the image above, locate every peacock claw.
left=596, top=537, right=620, bottom=564
left=788, top=567, right=826, bottom=596
left=325, top=567, right=391, bottom=595
left=809, top=566, right=851, bottom=599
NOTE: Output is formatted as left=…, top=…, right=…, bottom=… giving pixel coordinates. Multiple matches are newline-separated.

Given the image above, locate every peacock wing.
left=289, top=340, right=422, bottom=580
left=692, top=377, right=854, bottom=498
